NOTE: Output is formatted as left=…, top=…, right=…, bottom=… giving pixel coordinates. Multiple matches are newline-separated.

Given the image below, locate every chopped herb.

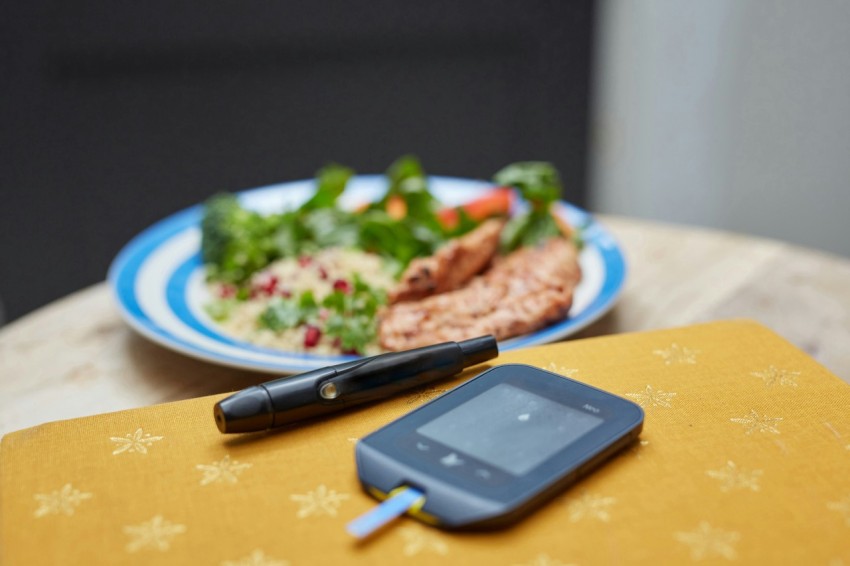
left=256, top=276, right=386, bottom=355
left=204, top=298, right=237, bottom=322
left=322, top=275, right=386, bottom=354
left=259, top=298, right=308, bottom=332
left=298, top=290, right=319, bottom=312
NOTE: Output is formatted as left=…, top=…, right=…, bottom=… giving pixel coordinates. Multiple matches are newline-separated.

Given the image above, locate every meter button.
left=474, top=468, right=492, bottom=480
left=440, top=453, right=465, bottom=467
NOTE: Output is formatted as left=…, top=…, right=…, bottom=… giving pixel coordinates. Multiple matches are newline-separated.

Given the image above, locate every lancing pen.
left=214, top=335, right=498, bottom=433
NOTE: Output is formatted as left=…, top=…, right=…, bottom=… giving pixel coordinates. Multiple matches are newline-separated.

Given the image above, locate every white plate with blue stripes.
left=108, top=176, right=626, bottom=374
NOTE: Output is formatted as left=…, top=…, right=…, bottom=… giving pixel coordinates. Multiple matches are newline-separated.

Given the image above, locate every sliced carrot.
left=463, top=186, right=514, bottom=220
left=437, top=207, right=460, bottom=229
left=386, top=195, right=407, bottom=220
left=437, top=187, right=514, bottom=229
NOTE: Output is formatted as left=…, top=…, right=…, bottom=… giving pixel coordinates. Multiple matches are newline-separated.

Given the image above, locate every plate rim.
left=107, top=175, right=627, bottom=374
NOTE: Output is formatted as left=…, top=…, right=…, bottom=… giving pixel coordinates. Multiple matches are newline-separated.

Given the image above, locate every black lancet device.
left=354, top=364, right=644, bottom=530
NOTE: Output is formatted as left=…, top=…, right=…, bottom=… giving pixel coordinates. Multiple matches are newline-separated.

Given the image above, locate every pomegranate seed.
left=318, top=266, right=328, bottom=280
left=219, top=284, right=236, bottom=298
left=298, top=256, right=312, bottom=267
left=280, top=288, right=292, bottom=298
left=254, top=274, right=278, bottom=296
left=304, top=325, right=321, bottom=348
left=332, top=279, right=351, bottom=293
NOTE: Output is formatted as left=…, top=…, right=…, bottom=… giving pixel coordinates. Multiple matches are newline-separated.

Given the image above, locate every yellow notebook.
left=2, top=320, right=849, bottom=565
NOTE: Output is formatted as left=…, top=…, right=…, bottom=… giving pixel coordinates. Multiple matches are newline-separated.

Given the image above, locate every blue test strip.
left=346, top=487, right=426, bottom=539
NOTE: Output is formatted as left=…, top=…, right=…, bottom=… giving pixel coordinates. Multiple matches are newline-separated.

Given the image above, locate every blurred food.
left=378, top=237, right=581, bottom=351
left=389, top=218, right=505, bottom=304
left=436, top=186, right=514, bottom=229
left=494, top=161, right=567, bottom=253
left=201, top=156, right=581, bottom=355
left=207, top=249, right=393, bottom=355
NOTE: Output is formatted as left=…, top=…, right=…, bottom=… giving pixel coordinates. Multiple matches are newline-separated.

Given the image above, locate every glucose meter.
left=353, top=364, right=644, bottom=530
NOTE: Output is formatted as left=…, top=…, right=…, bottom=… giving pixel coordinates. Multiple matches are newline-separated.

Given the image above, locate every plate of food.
left=108, top=157, right=625, bottom=374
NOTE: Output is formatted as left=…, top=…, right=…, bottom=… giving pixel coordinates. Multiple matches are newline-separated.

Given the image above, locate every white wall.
left=590, top=0, right=850, bottom=257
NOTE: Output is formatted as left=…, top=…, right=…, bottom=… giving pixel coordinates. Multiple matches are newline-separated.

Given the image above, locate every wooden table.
left=2, top=216, right=849, bottom=437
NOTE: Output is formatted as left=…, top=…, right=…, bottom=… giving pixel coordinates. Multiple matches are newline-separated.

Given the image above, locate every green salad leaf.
left=381, top=155, right=433, bottom=208
left=493, top=161, right=565, bottom=252
left=493, top=161, right=561, bottom=209
left=201, top=156, right=527, bottom=284
left=300, top=208, right=360, bottom=250
left=356, top=155, right=453, bottom=272
left=299, top=163, right=354, bottom=212
left=202, top=164, right=359, bottom=284
left=357, top=210, right=441, bottom=276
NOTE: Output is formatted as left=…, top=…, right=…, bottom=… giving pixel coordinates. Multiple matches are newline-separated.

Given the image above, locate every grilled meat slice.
left=379, top=237, right=581, bottom=350
left=388, top=218, right=505, bottom=304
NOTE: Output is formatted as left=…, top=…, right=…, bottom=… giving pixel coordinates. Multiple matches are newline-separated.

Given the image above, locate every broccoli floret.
left=201, top=194, right=279, bottom=284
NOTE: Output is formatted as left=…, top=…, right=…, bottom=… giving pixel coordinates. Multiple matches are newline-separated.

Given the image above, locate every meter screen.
left=417, top=383, right=604, bottom=476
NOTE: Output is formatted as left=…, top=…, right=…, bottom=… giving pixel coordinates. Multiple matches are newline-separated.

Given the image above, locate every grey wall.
left=591, top=0, right=850, bottom=257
